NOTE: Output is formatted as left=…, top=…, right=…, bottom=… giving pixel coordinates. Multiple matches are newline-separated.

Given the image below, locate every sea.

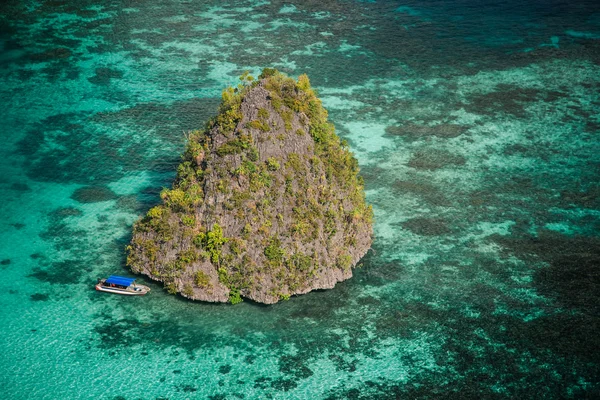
left=1, top=0, right=599, bottom=399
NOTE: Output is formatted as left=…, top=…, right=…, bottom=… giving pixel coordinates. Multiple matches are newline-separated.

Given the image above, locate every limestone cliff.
left=126, top=69, right=373, bottom=304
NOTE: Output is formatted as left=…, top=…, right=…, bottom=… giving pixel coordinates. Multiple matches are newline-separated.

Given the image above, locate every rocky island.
left=126, top=69, right=373, bottom=304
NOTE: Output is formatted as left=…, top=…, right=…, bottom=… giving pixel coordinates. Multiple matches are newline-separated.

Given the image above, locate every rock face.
left=126, top=69, right=373, bottom=304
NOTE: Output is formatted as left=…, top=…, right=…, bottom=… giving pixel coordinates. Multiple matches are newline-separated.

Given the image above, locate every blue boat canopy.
left=105, top=275, right=136, bottom=287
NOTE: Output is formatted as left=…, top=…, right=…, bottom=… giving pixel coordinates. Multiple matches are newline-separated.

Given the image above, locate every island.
left=126, top=68, right=373, bottom=304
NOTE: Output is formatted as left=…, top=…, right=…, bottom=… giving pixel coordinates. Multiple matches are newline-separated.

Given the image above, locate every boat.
left=95, top=275, right=151, bottom=296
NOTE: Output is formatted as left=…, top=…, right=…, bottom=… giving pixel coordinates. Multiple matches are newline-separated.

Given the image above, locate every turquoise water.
left=1, top=0, right=599, bottom=398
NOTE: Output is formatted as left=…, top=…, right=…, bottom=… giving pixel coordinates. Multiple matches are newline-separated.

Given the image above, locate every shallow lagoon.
left=1, top=0, right=599, bottom=398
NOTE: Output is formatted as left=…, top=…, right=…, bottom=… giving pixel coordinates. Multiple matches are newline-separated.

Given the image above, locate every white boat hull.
left=95, top=283, right=150, bottom=296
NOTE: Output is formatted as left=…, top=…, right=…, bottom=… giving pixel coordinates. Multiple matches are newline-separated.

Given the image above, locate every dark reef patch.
left=407, top=149, right=466, bottom=170
left=27, top=47, right=72, bottom=62
left=400, top=217, right=451, bottom=236
left=385, top=123, right=468, bottom=141
left=115, top=194, right=144, bottom=213
left=93, top=312, right=217, bottom=353
left=585, top=118, right=600, bottom=133
left=1, top=259, right=11, bottom=266
left=287, top=285, right=352, bottom=320
left=91, top=97, right=221, bottom=141
left=467, top=188, right=500, bottom=207
left=534, top=245, right=600, bottom=314
left=71, top=186, right=117, bottom=203
left=329, top=354, right=358, bottom=372
left=39, top=219, right=87, bottom=252
left=462, top=84, right=543, bottom=118
left=358, top=164, right=389, bottom=190
left=253, top=376, right=271, bottom=389
left=271, top=378, right=298, bottom=392
left=39, top=213, right=93, bottom=252
left=10, top=183, right=31, bottom=191
left=355, top=296, right=382, bottom=306
left=28, top=259, right=88, bottom=284
left=16, top=112, right=161, bottom=184
left=357, top=251, right=405, bottom=287
left=502, top=143, right=529, bottom=156
left=493, top=312, right=600, bottom=365
left=88, top=67, right=124, bottom=85
left=324, top=379, right=402, bottom=400
left=30, top=293, right=50, bottom=301
left=374, top=301, right=447, bottom=339
left=279, top=354, right=314, bottom=380
left=491, top=230, right=600, bottom=314
left=560, top=185, right=599, bottom=209
left=393, top=179, right=451, bottom=206
left=178, top=384, right=197, bottom=393
left=50, top=207, right=83, bottom=218
left=218, top=365, right=232, bottom=374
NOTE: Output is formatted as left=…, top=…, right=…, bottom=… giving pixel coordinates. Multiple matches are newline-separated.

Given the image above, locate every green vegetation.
left=285, top=153, right=303, bottom=173
left=228, top=288, right=243, bottom=305
left=182, top=215, right=195, bottom=227
left=246, top=120, right=270, bottom=132
left=194, top=223, right=229, bottom=265
left=179, top=249, right=198, bottom=265
left=194, top=271, right=211, bottom=288
left=264, top=237, right=285, bottom=264
left=336, top=254, right=353, bottom=271
left=266, top=157, right=280, bottom=171
left=247, top=146, right=259, bottom=161
left=216, top=133, right=253, bottom=156
left=280, top=109, right=293, bottom=131
left=217, top=266, right=244, bottom=304
left=258, top=108, right=269, bottom=120
left=182, top=284, right=194, bottom=297
left=213, top=74, right=255, bottom=134
left=165, top=282, right=178, bottom=295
